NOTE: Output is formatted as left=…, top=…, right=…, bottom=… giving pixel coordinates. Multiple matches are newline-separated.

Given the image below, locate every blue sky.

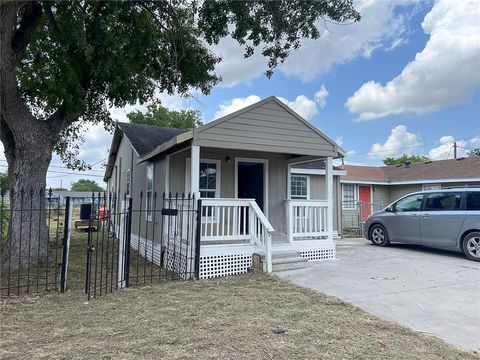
left=4, top=0, right=476, bottom=189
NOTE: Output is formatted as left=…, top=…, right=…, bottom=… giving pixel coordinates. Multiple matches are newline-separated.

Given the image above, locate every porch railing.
left=200, top=198, right=273, bottom=272
left=287, top=200, right=329, bottom=241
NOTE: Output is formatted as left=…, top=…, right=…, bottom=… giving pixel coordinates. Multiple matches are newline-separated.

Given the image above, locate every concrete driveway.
left=277, top=238, right=480, bottom=351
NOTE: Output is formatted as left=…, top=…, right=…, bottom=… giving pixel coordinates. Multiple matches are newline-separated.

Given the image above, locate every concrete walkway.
left=276, top=238, right=480, bottom=351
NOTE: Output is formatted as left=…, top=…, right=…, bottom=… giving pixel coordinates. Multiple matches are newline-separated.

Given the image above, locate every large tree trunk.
left=2, top=131, right=54, bottom=271
left=1, top=3, right=59, bottom=271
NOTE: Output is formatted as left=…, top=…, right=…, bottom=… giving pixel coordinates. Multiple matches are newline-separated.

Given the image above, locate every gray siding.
left=308, top=174, right=341, bottom=232
left=389, top=184, right=422, bottom=202
left=372, top=185, right=389, bottom=208
left=195, top=101, right=336, bottom=157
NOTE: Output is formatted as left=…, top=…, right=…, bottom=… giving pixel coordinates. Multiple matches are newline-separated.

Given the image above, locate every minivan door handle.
left=421, top=214, right=429, bottom=218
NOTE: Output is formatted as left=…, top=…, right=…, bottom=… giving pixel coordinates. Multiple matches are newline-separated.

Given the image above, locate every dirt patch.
left=1, top=273, right=478, bottom=360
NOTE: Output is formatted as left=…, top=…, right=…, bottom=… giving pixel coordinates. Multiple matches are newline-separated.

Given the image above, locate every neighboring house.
left=52, top=191, right=96, bottom=206
left=340, top=158, right=480, bottom=227
left=104, top=96, right=344, bottom=277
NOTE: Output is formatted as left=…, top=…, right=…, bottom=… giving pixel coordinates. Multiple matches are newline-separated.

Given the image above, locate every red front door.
left=358, top=185, right=372, bottom=222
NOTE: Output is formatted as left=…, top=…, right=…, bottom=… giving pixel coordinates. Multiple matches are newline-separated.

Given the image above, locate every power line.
left=0, top=159, right=106, bottom=172
left=0, top=164, right=104, bottom=177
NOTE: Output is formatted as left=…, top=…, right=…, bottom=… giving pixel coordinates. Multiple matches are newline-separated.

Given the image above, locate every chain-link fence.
left=341, top=200, right=385, bottom=238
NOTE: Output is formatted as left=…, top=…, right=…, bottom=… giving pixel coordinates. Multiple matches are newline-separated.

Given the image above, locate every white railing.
left=287, top=200, right=329, bottom=241
left=200, top=198, right=274, bottom=273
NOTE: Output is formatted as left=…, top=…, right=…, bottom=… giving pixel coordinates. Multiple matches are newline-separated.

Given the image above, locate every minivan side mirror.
left=385, top=205, right=395, bottom=212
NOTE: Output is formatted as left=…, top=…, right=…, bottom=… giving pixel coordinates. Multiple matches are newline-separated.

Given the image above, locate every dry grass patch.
left=1, top=273, right=478, bottom=360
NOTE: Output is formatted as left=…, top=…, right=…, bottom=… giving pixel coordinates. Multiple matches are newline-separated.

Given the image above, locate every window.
left=290, top=176, right=309, bottom=199
left=424, top=192, right=462, bottom=211
left=342, top=184, right=356, bottom=209
left=395, top=194, right=423, bottom=212
left=199, top=161, right=219, bottom=198
left=466, top=192, right=480, bottom=211
left=126, top=169, right=131, bottom=197
left=423, top=184, right=441, bottom=191
left=146, top=163, right=154, bottom=220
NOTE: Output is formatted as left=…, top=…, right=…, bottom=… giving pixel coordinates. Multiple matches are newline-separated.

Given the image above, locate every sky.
left=1, top=0, right=479, bottom=190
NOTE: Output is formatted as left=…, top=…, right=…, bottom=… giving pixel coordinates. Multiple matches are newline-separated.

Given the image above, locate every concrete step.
left=273, top=261, right=310, bottom=272
left=272, top=256, right=308, bottom=265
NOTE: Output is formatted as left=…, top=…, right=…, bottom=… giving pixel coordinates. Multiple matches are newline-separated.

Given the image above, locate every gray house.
left=340, top=158, right=480, bottom=228
left=104, top=96, right=344, bottom=278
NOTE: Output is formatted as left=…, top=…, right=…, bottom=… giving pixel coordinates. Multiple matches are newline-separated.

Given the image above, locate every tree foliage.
left=0, top=172, right=9, bottom=193
left=1, top=0, right=360, bottom=169
left=127, top=104, right=202, bottom=129
left=467, top=148, right=480, bottom=157
left=383, top=154, right=431, bottom=166
left=70, top=179, right=104, bottom=192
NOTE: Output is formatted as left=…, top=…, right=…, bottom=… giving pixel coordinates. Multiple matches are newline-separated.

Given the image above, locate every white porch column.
left=287, top=163, right=293, bottom=243
left=191, top=145, right=200, bottom=198
left=325, top=156, right=334, bottom=241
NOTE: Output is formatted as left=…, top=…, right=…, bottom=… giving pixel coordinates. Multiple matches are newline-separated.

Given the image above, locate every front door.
left=237, top=161, right=264, bottom=211
left=359, top=185, right=372, bottom=221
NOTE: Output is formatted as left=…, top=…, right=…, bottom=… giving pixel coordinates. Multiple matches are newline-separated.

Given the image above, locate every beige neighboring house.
left=340, top=157, right=480, bottom=228
left=104, top=96, right=344, bottom=278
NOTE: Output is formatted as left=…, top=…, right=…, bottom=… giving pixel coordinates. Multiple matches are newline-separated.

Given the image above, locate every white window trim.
left=126, top=168, right=131, bottom=198
left=185, top=158, right=221, bottom=198
left=422, top=183, right=441, bottom=191
left=342, top=183, right=357, bottom=210
left=290, top=175, right=310, bottom=200
left=145, top=163, right=154, bottom=221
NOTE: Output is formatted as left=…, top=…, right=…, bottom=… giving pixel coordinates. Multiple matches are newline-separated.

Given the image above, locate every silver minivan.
left=364, top=188, right=480, bottom=261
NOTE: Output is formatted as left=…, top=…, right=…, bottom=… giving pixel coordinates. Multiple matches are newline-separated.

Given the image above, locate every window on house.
left=423, top=184, right=441, bottom=191
left=342, top=184, right=356, bottom=209
left=126, top=169, right=131, bottom=197
left=199, top=162, right=219, bottom=198
left=290, top=176, right=309, bottom=199
left=146, top=163, right=154, bottom=220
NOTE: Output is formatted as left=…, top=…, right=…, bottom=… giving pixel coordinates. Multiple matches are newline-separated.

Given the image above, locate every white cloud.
left=213, top=95, right=262, bottom=120
left=314, top=85, right=329, bottom=109
left=212, top=89, right=329, bottom=121
left=210, top=0, right=417, bottom=86
left=335, top=136, right=344, bottom=147
left=346, top=0, right=480, bottom=120
left=368, top=125, right=421, bottom=159
left=428, top=135, right=480, bottom=160
left=277, top=95, right=318, bottom=120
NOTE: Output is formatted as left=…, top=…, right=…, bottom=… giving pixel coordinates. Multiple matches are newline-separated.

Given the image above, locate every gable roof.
left=195, top=96, right=345, bottom=157
left=340, top=157, right=480, bottom=184
left=104, top=123, right=188, bottom=180
left=117, top=122, right=188, bottom=157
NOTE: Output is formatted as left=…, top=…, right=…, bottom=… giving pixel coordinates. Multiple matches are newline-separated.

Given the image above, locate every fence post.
left=60, top=197, right=72, bottom=292
left=117, top=198, right=133, bottom=287
left=194, top=199, right=202, bottom=279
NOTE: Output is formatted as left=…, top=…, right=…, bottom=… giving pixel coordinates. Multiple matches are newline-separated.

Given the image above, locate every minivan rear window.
left=424, top=192, right=462, bottom=211
left=466, top=192, right=480, bottom=211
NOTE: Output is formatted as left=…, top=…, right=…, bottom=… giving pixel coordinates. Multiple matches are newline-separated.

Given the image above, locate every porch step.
left=263, top=250, right=310, bottom=272
left=273, top=260, right=310, bottom=272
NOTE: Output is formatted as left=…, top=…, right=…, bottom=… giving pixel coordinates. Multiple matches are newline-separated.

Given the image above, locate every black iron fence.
left=1, top=189, right=201, bottom=300
left=84, top=192, right=201, bottom=300
left=0, top=189, right=69, bottom=297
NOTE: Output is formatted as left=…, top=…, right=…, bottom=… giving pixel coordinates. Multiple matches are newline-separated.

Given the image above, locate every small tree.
left=383, top=154, right=430, bottom=166
left=127, top=104, right=202, bottom=129
left=70, top=179, right=104, bottom=192
left=467, top=148, right=480, bottom=157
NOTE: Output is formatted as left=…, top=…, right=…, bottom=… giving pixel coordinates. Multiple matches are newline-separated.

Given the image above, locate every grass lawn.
left=1, top=273, right=479, bottom=360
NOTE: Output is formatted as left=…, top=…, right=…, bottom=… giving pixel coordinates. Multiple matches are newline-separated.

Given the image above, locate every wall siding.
left=196, top=101, right=336, bottom=157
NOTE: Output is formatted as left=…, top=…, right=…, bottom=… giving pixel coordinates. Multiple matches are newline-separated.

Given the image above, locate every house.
left=340, top=158, right=480, bottom=228
left=104, top=96, right=345, bottom=278
left=52, top=191, right=96, bottom=206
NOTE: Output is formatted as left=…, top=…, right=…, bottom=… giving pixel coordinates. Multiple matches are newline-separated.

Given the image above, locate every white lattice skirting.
left=297, top=243, right=336, bottom=261
left=199, top=248, right=256, bottom=279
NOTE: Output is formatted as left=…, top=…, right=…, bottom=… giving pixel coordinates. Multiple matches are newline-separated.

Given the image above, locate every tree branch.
left=11, top=1, right=43, bottom=58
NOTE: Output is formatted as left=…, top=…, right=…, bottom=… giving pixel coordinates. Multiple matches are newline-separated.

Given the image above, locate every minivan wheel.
left=462, top=232, right=480, bottom=262
left=369, top=224, right=390, bottom=247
